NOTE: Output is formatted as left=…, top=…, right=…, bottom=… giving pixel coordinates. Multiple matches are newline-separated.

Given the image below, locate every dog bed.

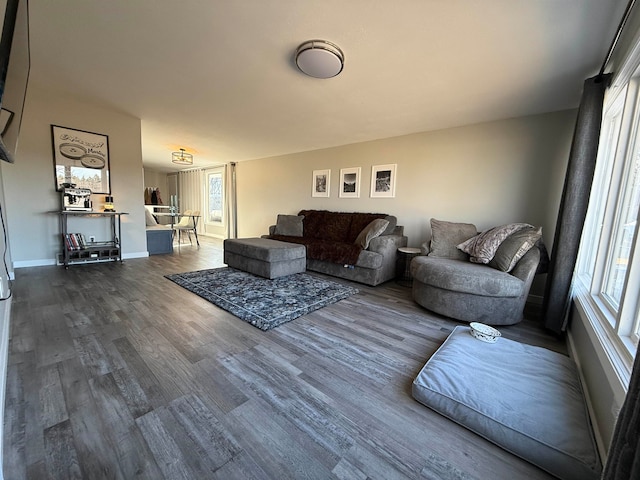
left=412, top=325, right=601, bottom=480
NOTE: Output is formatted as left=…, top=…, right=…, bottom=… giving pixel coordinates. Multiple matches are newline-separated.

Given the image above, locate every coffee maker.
left=62, top=187, right=92, bottom=211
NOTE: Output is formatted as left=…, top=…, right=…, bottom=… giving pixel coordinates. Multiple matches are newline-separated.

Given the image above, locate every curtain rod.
left=599, top=0, right=638, bottom=78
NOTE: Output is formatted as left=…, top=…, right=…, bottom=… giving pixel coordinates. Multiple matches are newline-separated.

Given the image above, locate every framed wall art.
left=312, top=169, right=330, bottom=197
left=52, top=125, right=111, bottom=194
left=370, top=163, right=397, bottom=198
left=339, top=167, right=361, bottom=198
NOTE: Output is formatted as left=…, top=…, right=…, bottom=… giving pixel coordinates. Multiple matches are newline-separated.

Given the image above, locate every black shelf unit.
left=57, top=211, right=128, bottom=268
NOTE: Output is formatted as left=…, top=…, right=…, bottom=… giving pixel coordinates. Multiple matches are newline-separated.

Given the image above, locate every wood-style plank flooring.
left=3, top=236, right=566, bottom=479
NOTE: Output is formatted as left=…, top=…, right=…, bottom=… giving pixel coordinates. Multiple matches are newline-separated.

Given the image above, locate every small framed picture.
left=370, top=164, right=397, bottom=198
left=312, top=169, right=330, bottom=197
left=339, top=167, right=361, bottom=198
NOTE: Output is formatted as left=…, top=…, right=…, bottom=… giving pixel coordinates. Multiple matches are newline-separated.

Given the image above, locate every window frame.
left=574, top=59, right=640, bottom=385
left=205, top=167, right=225, bottom=227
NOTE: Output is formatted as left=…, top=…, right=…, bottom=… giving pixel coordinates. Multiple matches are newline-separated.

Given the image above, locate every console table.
left=56, top=211, right=128, bottom=268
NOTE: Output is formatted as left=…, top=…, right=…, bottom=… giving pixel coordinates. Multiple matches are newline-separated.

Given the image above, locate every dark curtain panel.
left=542, top=74, right=611, bottom=334
left=602, top=346, right=640, bottom=479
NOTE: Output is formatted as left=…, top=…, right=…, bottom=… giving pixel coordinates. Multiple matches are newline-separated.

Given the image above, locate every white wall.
left=237, top=109, right=576, bottom=298
left=2, top=85, right=147, bottom=266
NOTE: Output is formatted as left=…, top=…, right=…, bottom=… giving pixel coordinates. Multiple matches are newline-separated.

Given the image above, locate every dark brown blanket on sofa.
left=270, top=210, right=387, bottom=265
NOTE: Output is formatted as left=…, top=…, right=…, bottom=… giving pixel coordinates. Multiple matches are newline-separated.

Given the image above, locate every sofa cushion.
left=274, top=214, right=304, bottom=237
left=145, top=208, right=158, bottom=226
left=306, top=239, right=363, bottom=266
left=412, top=326, right=601, bottom=480
left=458, top=223, right=532, bottom=264
left=428, top=219, right=477, bottom=260
left=411, top=256, right=524, bottom=297
left=354, top=250, right=384, bottom=269
left=489, top=226, right=542, bottom=272
left=223, top=237, right=306, bottom=262
left=354, top=218, right=389, bottom=249
left=299, top=210, right=352, bottom=242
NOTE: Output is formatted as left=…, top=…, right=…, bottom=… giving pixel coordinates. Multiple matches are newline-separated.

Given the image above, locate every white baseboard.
left=566, top=330, right=608, bottom=463
left=14, top=251, right=149, bottom=269
left=13, top=258, right=57, bottom=268
left=124, top=251, right=149, bottom=259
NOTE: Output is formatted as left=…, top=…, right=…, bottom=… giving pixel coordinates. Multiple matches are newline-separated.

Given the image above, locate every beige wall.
left=237, top=109, right=576, bottom=298
left=1, top=85, right=147, bottom=266
left=143, top=168, right=168, bottom=201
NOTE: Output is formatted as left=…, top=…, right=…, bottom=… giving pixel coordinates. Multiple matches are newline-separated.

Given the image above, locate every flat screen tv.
left=0, top=0, right=29, bottom=164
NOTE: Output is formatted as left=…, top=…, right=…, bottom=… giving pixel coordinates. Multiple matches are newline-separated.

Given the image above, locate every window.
left=207, top=170, right=224, bottom=225
left=575, top=68, right=640, bottom=374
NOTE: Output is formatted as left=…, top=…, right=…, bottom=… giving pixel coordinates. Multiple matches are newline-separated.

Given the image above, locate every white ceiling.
left=27, top=0, right=626, bottom=172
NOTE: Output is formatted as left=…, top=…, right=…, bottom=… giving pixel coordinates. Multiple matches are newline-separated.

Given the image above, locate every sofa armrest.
left=268, top=225, right=276, bottom=235
left=368, top=234, right=408, bottom=254
left=420, top=241, right=431, bottom=256
left=389, top=225, right=404, bottom=236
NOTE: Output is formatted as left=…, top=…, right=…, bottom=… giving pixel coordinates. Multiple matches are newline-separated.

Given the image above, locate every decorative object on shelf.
left=172, top=148, right=193, bottom=165
left=51, top=125, right=111, bottom=194
left=61, top=187, right=92, bottom=211
left=370, top=163, right=397, bottom=198
left=339, top=166, right=361, bottom=198
left=104, top=195, right=115, bottom=212
left=312, top=169, right=330, bottom=197
left=469, top=322, right=502, bottom=343
left=295, top=40, right=344, bottom=79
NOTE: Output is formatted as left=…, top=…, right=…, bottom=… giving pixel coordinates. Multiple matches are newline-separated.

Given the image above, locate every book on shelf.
left=63, top=234, right=74, bottom=251
left=64, top=233, right=88, bottom=251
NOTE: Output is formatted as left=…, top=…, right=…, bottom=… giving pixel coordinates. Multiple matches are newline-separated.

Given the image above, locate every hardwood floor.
left=3, top=236, right=565, bottom=479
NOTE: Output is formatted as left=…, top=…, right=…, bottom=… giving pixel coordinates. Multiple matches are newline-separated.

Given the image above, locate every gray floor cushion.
left=412, top=326, right=601, bottom=480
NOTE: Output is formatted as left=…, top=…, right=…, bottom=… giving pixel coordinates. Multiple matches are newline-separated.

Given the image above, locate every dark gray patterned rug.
left=165, top=267, right=358, bottom=331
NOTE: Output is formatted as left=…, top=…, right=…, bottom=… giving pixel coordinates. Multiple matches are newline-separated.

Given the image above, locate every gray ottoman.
left=223, top=238, right=306, bottom=279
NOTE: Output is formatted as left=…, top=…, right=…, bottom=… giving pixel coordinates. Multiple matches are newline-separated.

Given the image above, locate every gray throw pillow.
left=458, top=223, right=532, bottom=264
left=355, top=218, right=390, bottom=249
left=274, top=214, right=304, bottom=237
left=382, top=215, right=398, bottom=235
left=489, top=226, right=543, bottom=272
left=428, top=219, right=477, bottom=260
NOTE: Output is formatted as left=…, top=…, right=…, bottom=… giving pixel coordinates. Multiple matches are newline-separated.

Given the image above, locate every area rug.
left=165, top=267, right=358, bottom=331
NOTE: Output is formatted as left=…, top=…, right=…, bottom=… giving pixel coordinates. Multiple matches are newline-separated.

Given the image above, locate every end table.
left=396, top=247, right=422, bottom=287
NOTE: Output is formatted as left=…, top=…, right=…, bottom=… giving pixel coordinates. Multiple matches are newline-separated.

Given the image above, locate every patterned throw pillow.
left=457, top=223, right=532, bottom=264
left=489, top=226, right=543, bottom=272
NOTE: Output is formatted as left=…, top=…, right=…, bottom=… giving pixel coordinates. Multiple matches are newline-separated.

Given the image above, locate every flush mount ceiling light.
left=295, top=40, right=344, bottom=79
left=172, top=148, right=193, bottom=165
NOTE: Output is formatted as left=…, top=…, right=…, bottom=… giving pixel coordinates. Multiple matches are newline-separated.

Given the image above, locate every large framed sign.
left=52, top=125, right=111, bottom=194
